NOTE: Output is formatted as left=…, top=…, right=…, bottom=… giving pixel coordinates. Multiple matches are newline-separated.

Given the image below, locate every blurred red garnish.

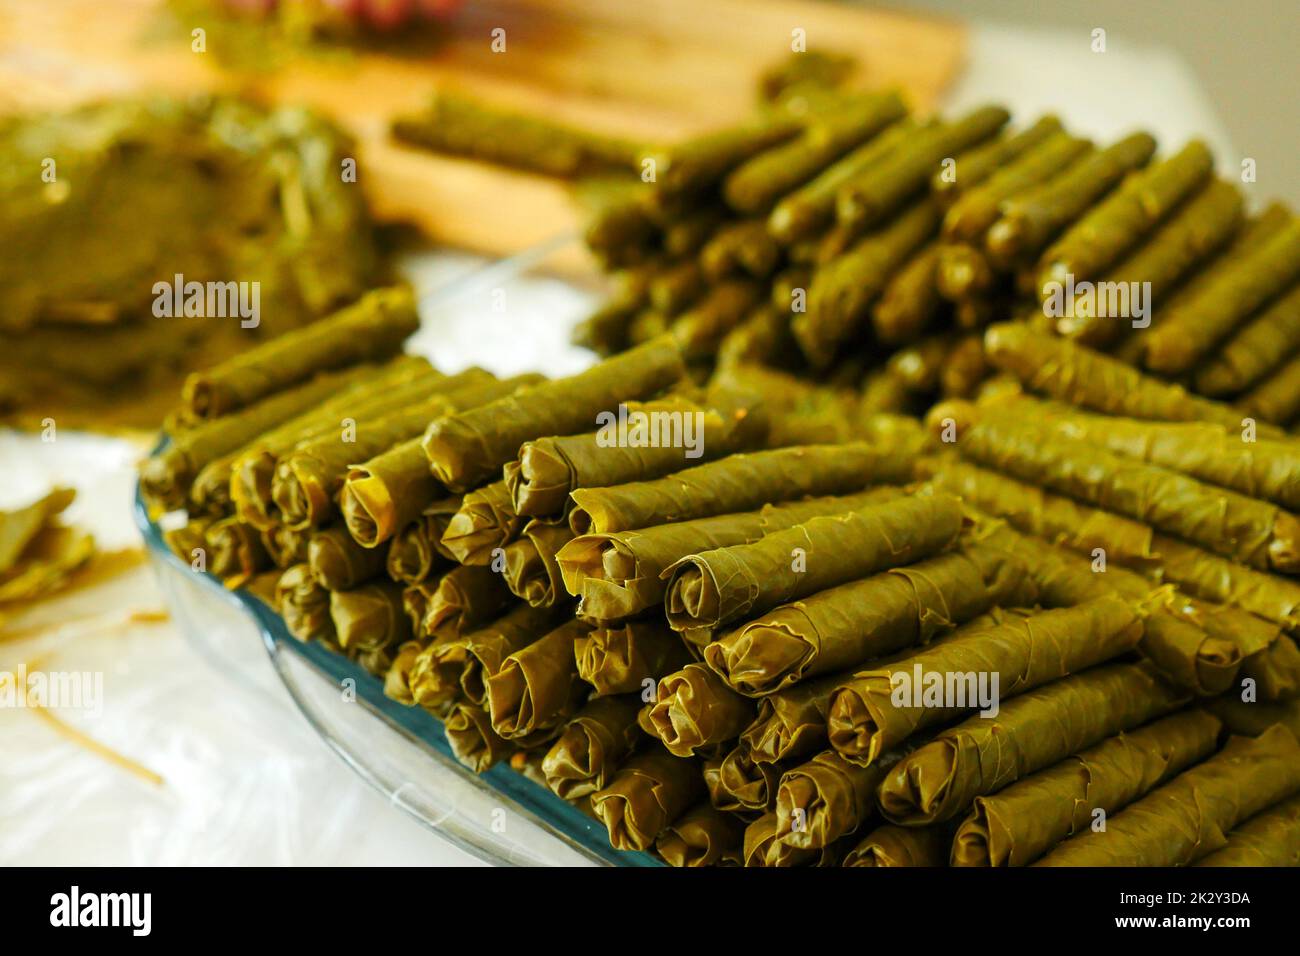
left=217, top=0, right=464, bottom=30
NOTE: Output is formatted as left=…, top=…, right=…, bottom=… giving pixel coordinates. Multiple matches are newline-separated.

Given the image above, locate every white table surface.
left=0, top=20, right=1238, bottom=866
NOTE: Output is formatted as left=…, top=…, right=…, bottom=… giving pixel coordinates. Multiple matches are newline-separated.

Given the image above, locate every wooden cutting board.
left=0, top=0, right=965, bottom=267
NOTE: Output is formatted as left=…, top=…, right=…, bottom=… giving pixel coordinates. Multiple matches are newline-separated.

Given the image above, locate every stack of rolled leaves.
left=877, top=662, right=1192, bottom=826
left=485, top=619, right=592, bottom=743
left=956, top=414, right=1300, bottom=573
left=274, top=372, right=532, bottom=532
left=574, top=618, right=693, bottom=697
left=663, top=492, right=968, bottom=632
left=558, top=484, right=907, bottom=622
left=541, top=695, right=644, bottom=800
left=422, top=338, right=688, bottom=492
left=842, top=824, right=949, bottom=867
left=549, top=75, right=1300, bottom=429
left=949, top=709, right=1223, bottom=866
left=215, top=355, right=440, bottom=524
left=827, top=596, right=1146, bottom=767
left=963, top=519, right=1260, bottom=696
left=655, top=803, right=746, bottom=867
left=1036, top=723, right=1300, bottom=866
left=703, top=543, right=1038, bottom=695
left=1193, top=792, right=1300, bottom=867
left=504, top=386, right=771, bottom=519
left=409, top=603, right=565, bottom=715
left=590, top=745, right=706, bottom=852
left=141, top=121, right=1300, bottom=865
left=179, top=287, right=419, bottom=420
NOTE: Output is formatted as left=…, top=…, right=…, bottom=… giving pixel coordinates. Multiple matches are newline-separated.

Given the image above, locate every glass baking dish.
left=134, top=236, right=663, bottom=867
left=136, top=478, right=661, bottom=867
